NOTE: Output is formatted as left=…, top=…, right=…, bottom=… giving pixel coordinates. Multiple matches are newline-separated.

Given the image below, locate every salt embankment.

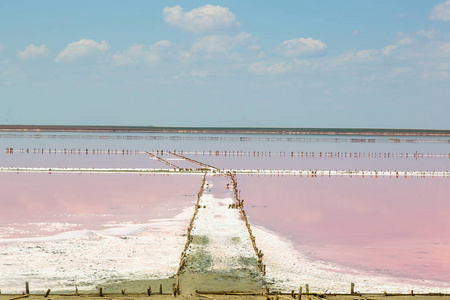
left=184, top=177, right=258, bottom=273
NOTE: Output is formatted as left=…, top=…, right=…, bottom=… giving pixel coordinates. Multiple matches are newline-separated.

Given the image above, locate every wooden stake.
left=305, top=284, right=309, bottom=298
left=99, top=287, right=103, bottom=297
left=25, top=282, right=29, bottom=295
left=351, top=283, right=355, bottom=295
left=121, top=289, right=126, bottom=295
left=44, top=289, right=51, bottom=297
left=160, top=283, right=163, bottom=294
left=172, top=283, right=177, bottom=297
left=297, top=286, right=302, bottom=300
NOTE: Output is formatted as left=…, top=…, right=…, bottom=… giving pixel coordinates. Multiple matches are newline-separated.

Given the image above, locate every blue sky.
left=1, top=1, right=450, bottom=128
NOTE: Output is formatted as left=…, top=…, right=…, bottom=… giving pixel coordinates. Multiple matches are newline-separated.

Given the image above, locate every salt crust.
left=0, top=207, right=194, bottom=293
left=187, top=180, right=257, bottom=271
left=0, top=223, right=79, bottom=239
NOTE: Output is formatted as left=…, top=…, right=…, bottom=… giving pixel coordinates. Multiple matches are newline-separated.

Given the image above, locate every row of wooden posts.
left=7, top=147, right=450, bottom=160
left=176, top=172, right=208, bottom=284
left=145, top=152, right=180, bottom=170
left=167, top=151, right=217, bottom=170
left=9, top=282, right=178, bottom=297
left=238, top=169, right=450, bottom=179
left=9, top=281, right=428, bottom=298
left=157, top=150, right=450, bottom=159
left=227, top=171, right=266, bottom=276
left=4, top=148, right=139, bottom=155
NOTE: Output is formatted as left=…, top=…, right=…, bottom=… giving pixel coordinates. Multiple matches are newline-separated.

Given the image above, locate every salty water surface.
left=239, top=175, right=450, bottom=283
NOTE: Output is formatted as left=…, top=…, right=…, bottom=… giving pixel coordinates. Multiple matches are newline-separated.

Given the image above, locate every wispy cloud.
left=163, top=5, right=239, bottom=32
left=17, top=44, right=49, bottom=60
left=249, top=61, right=293, bottom=75
left=276, top=37, right=327, bottom=57
left=416, top=29, right=439, bottom=40
left=113, top=41, right=174, bottom=66
left=191, top=32, right=255, bottom=54
left=55, top=39, right=110, bottom=63
left=429, top=0, right=450, bottom=21
left=337, top=49, right=379, bottom=63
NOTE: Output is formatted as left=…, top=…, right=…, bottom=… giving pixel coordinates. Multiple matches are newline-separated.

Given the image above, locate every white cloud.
left=396, top=36, right=415, bottom=46
left=55, top=39, right=110, bottom=63
left=113, top=40, right=173, bottom=65
left=191, top=32, right=254, bottom=53
left=249, top=61, right=292, bottom=75
left=277, top=37, right=327, bottom=57
left=440, top=42, right=450, bottom=53
left=163, top=5, right=238, bottom=32
left=429, top=0, right=450, bottom=21
left=381, top=45, right=398, bottom=56
left=416, top=29, right=439, bottom=40
left=190, top=70, right=210, bottom=78
left=337, top=49, right=379, bottom=63
left=17, top=44, right=49, bottom=60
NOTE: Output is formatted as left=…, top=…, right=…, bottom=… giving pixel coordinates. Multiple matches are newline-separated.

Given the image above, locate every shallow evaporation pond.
left=0, top=172, right=202, bottom=238
left=238, top=175, right=450, bottom=283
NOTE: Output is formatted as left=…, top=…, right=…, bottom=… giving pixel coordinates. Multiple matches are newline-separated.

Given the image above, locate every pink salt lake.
left=0, top=172, right=202, bottom=238
left=239, top=175, right=450, bottom=283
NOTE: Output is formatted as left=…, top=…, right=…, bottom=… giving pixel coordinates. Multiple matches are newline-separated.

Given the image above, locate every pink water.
left=1, top=132, right=450, bottom=285
left=0, top=173, right=202, bottom=238
left=239, top=175, right=450, bottom=283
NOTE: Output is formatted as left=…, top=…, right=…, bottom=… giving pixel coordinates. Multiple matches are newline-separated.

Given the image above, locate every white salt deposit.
left=187, top=180, right=257, bottom=271
left=0, top=207, right=194, bottom=293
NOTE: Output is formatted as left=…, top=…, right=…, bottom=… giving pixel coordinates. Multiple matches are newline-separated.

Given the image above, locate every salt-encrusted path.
left=184, top=175, right=258, bottom=273
left=180, top=174, right=264, bottom=292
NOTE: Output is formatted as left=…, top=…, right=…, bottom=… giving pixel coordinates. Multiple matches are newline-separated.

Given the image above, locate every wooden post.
left=160, top=283, right=163, bottom=294
left=75, top=286, right=79, bottom=296
left=305, top=284, right=309, bottom=299
left=121, top=289, right=126, bottom=295
left=99, top=287, right=103, bottom=297
left=172, top=283, right=177, bottom=297
left=297, top=286, right=302, bottom=300
left=25, top=282, right=29, bottom=294
left=147, top=286, right=152, bottom=296
left=350, top=283, right=355, bottom=294
left=411, top=290, right=414, bottom=296
left=45, top=289, right=51, bottom=297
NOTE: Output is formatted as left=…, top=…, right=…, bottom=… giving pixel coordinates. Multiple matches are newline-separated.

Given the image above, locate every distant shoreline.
left=1, top=125, right=450, bottom=137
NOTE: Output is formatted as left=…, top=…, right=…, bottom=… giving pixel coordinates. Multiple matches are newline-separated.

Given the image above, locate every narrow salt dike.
left=179, top=174, right=265, bottom=292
